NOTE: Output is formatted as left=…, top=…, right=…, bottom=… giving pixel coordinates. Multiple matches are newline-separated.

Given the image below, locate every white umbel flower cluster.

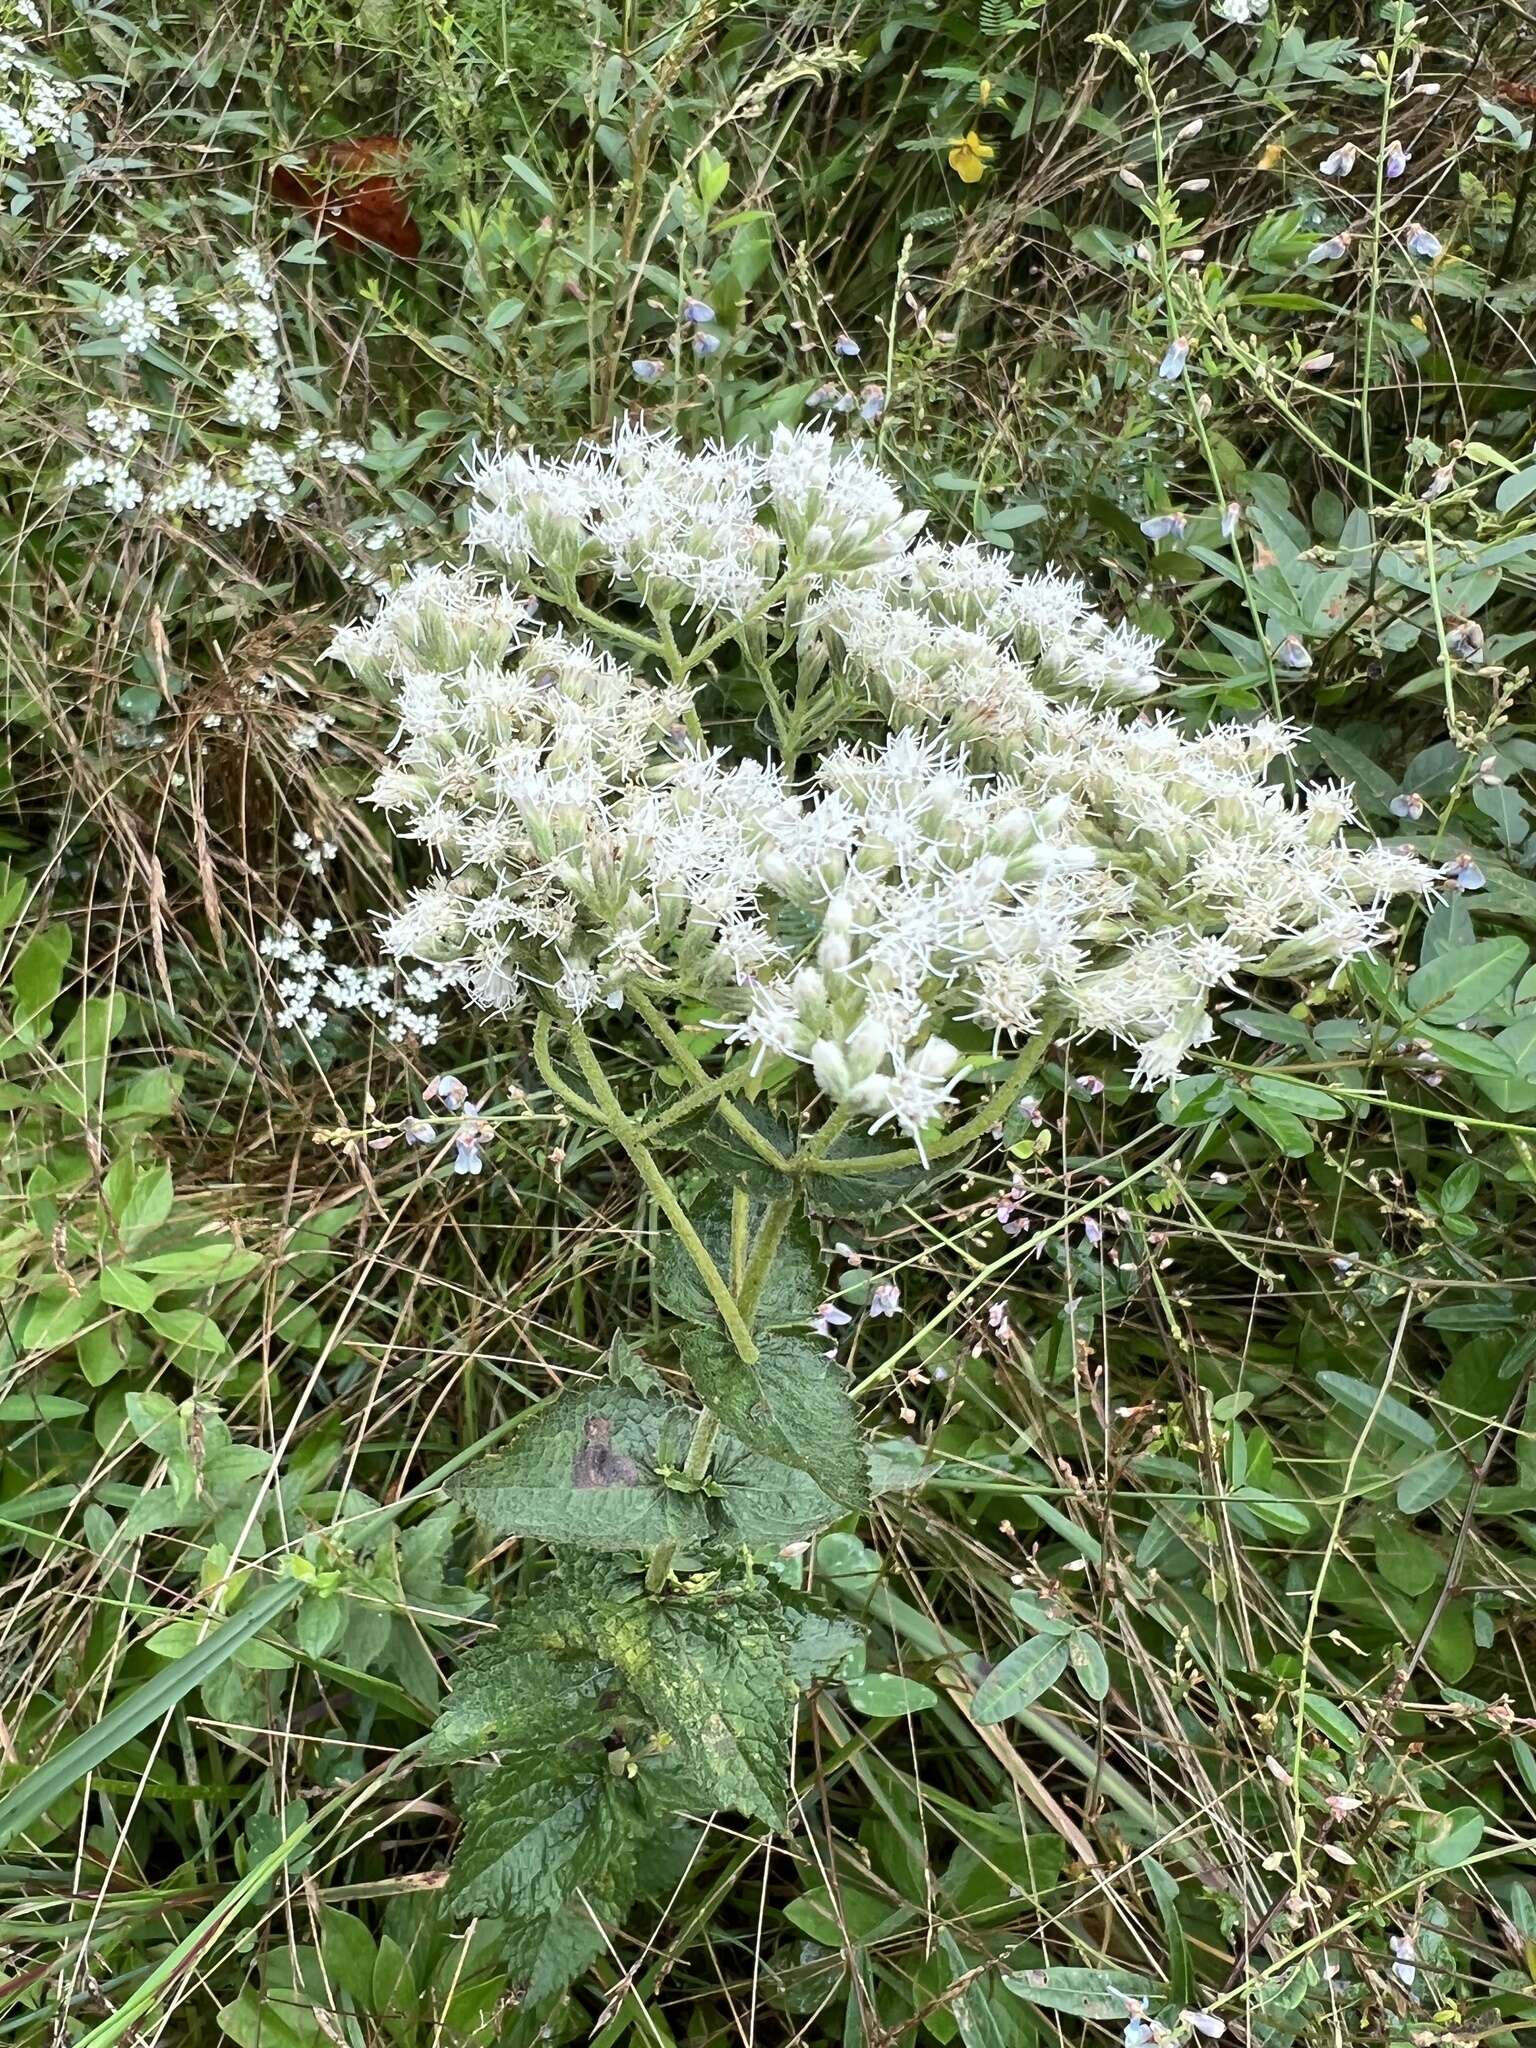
left=337, top=424, right=1432, bottom=1134
left=0, top=30, right=85, bottom=163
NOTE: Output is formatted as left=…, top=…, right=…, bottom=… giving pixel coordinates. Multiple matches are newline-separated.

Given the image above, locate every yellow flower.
left=948, top=130, right=995, bottom=183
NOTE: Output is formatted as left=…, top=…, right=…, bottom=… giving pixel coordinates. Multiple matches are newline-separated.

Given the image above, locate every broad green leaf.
left=1067, top=1630, right=1110, bottom=1702
left=599, top=1588, right=793, bottom=1826
left=1375, top=1524, right=1441, bottom=1598
left=1396, top=1449, right=1462, bottom=1513
left=680, top=1329, right=869, bottom=1508
left=426, top=1621, right=615, bottom=1764
left=1003, top=1965, right=1158, bottom=2019
left=801, top=1126, right=931, bottom=1221
left=654, top=1189, right=823, bottom=1331
left=1406, top=937, right=1528, bottom=1025
left=1316, top=1371, right=1438, bottom=1449
left=845, top=1671, right=938, bottom=1715
left=1247, top=1074, right=1347, bottom=1120
left=710, top=1433, right=844, bottom=1548
left=9, top=924, right=71, bottom=1043
left=1423, top=1806, right=1485, bottom=1869
left=970, top=1635, right=1070, bottom=1724
left=1234, top=1093, right=1313, bottom=1157
left=692, top=1102, right=795, bottom=1197
left=447, top=1754, right=627, bottom=1920
left=776, top=1602, right=864, bottom=1687
left=449, top=1385, right=707, bottom=1552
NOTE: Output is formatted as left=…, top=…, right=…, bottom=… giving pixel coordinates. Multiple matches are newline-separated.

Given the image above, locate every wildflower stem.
left=519, top=578, right=669, bottom=665
left=629, top=990, right=794, bottom=1174
left=735, top=1196, right=797, bottom=1323
left=561, top=1015, right=760, bottom=1365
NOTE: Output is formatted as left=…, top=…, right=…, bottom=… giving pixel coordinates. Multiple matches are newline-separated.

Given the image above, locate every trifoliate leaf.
left=448, top=1384, right=707, bottom=1552
left=680, top=1329, right=869, bottom=1508
left=447, top=1752, right=630, bottom=1921
left=654, top=1189, right=824, bottom=1332
left=710, top=1433, right=845, bottom=1547
left=598, top=1589, right=794, bottom=1827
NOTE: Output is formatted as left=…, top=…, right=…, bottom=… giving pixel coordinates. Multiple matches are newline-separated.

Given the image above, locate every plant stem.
left=628, top=989, right=793, bottom=1174
left=735, top=1195, right=796, bottom=1323
left=562, top=1016, right=759, bottom=1366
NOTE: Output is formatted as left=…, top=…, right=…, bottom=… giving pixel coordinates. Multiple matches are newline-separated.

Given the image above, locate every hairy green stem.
left=735, top=1195, right=796, bottom=1323
left=561, top=1016, right=760, bottom=1367
left=628, top=989, right=792, bottom=1174
left=803, top=1029, right=1055, bottom=1178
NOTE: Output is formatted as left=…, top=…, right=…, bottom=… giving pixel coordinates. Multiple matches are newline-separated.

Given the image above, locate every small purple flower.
left=1447, top=620, right=1484, bottom=662
left=453, top=1114, right=492, bottom=1176
left=1298, top=350, right=1335, bottom=374
left=868, top=1281, right=901, bottom=1318
left=1389, top=1930, right=1416, bottom=1990
left=858, top=383, right=886, bottom=423
left=683, top=296, right=716, bottom=324
left=1076, top=1075, right=1105, bottom=1099
left=1156, top=336, right=1190, bottom=380
left=1318, top=143, right=1357, bottom=176
left=1307, top=234, right=1350, bottom=264
left=632, top=357, right=665, bottom=383
left=1182, top=2014, right=1226, bottom=2042
left=1220, top=500, right=1243, bottom=541
left=996, top=1172, right=1029, bottom=1236
left=1389, top=791, right=1425, bottom=821
left=402, top=1117, right=437, bottom=1146
left=424, top=1073, right=470, bottom=1113
left=806, top=382, right=840, bottom=410
left=1083, top=1216, right=1103, bottom=1247
left=811, top=1300, right=853, bottom=1338
left=1384, top=140, right=1410, bottom=180
left=987, top=1300, right=1012, bottom=1341
left=833, top=333, right=861, bottom=358
left=1405, top=223, right=1442, bottom=260
left=830, top=388, right=855, bottom=413
left=1276, top=634, right=1312, bottom=671
left=1139, top=511, right=1186, bottom=542
left=1420, top=463, right=1454, bottom=502
left=692, top=329, right=723, bottom=357
left=1440, top=853, right=1485, bottom=893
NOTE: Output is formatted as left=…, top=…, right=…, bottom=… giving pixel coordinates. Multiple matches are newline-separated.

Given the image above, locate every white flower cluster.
left=150, top=441, right=296, bottom=529
left=222, top=367, right=283, bottom=431
left=60, top=453, right=143, bottom=513
left=85, top=403, right=151, bottom=453
left=0, top=29, right=85, bottom=163
left=60, top=244, right=367, bottom=533
left=259, top=918, right=452, bottom=1042
left=340, top=425, right=1433, bottom=1134
left=98, top=285, right=180, bottom=356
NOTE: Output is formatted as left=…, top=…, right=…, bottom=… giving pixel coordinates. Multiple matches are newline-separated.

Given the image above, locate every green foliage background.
left=5, top=0, right=1536, bottom=2041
